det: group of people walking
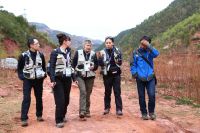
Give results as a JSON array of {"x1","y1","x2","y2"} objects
[{"x1": 17, "y1": 33, "x2": 159, "y2": 128}]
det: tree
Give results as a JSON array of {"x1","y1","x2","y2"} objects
[{"x1": 0, "y1": 6, "x2": 4, "y2": 10}]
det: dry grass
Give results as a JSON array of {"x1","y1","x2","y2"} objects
[
  {"x1": 155, "y1": 53, "x2": 200, "y2": 103},
  {"x1": 0, "y1": 68, "x2": 22, "y2": 133}
]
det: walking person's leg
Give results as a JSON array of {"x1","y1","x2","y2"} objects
[
  {"x1": 146, "y1": 78, "x2": 156, "y2": 120},
  {"x1": 136, "y1": 78, "x2": 148, "y2": 120},
  {"x1": 85, "y1": 77, "x2": 95, "y2": 117},
  {"x1": 63, "y1": 77, "x2": 72, "y2": 122},
  {"x1": 77, "y1": 77, "x2": 87, "y2": 120},
  {"x1": 53, "y1": 79, "x2": 65, "y2": 127},
  {"x1": 21, "y1": 79, "x2": 32, "y2": 126},
  {"x1": 33, "y1": 79, "x2": 44, "y2": 121},
  {"x1": 113, "y1": 75, "x2": 123, "y2": 115},
  {"x1": 103, "y1": 76, "x2": 113, "y2": 114}
]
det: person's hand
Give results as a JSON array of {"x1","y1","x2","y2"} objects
[
  {"x1": 74, "y1": 80, "x2": 78, "y2": 85},
  {"x1": 132, "y1": 73, "x2": 137, "y2": 79},
  {"x1": 50, "y1": 82, "x2": 56, "y2": 89},
  {"x1": 141, "y1": 40, "x2": 149, "y2": 47},
  {"x1": 89, "y1": 66, "x2": 94, "y2": 70}
]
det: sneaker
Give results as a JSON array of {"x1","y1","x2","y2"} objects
[
  {"x1": 141, "y1": 114, "x2": 149, "y2": 120},
  {"x1": 103, "y1": 109, "x2": 110, "y2": 115},
  {"x1": 85, "y1": 113, "x2": 91, "y2": 118},
  {"x1": 149, "y1": 113, "x2": 156, "y2": 120},
  {"x1": 37, "y1": 117, "x2": 44, "y2": 122},
  {"x1": 21, "y1": 120, "x2": 28, "y2": 127},
  {"x1": 116, "y1": 110, "x2": 123, "y2": 116},
  {"x1": 63, "y1": 117, "x2": 67, "y2": 123},
  {"x1": 56, "y1": 122, "x2": 64, "y2": 128}
]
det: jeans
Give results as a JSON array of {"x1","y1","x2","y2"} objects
[{"x1": 136, "y1": 77, "x2": 156, "y2": 115}]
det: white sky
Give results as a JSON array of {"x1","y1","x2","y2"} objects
[{"x1": 0, "y1": 0, "x2": 174, "y2": 40}]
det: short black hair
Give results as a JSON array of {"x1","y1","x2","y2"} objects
[
  {"x1": 105, "y1": 36, "x2": 114, "y2": 43},
  {"x1": 140, "y1": 36, "x2": 151, "y2": 43},
  {"x1": 27, "y1": 37, "x2": 36, "y2": 48}
]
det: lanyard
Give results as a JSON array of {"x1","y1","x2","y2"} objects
[
  {"x1": 66, "y1": 50, "x2": 70, "y2": 66},
  {"x1": 105, "y1": 48, "x2": 114, "y2": 62}
]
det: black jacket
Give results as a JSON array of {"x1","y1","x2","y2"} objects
[
  {"x1": 17, "y1": 50, "x2": 46, "y2": 80},
  {"x1": 49, "y1": 47, "x2": 75, "y2": 82},
  {"x1": 98, "y1": 47, "x2": 122, "y2": 76}
]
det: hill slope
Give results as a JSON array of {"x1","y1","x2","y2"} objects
[
  {"x1": 29, "y1": 22, "x2": 103, "y2": 49},
  {"x1": 97, "y1": 0, "x2": 200, "y2": 56},
  {"x1": 154, "y1": 13, "x2": 200, "y2": 51},
  {"x1": 0, "y1": 10, "x2": 54, "y2": 58}
]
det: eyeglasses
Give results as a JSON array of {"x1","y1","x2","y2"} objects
[{"x1": 34, "y1": 42, "x2": 39, "y2": 45}]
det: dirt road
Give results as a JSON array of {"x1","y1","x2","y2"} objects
[{"x1": 13, "y1": 78, "x2": 200, "y2": 133}]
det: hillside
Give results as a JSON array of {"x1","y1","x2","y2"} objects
[
  {"x1": 29, "y1": 22, "x2": 103, "y2": 49},
  {"x1": 154, "y1": 13, "x2": 200, "y2": 52},
  {"x1": 0, "y1": 10, "x2": 54, "y2": 58},
  {"x1": 96, "y1": 0, "x2": 200, "y2": 56}
]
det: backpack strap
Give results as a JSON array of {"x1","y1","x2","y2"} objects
[{"x1": 136, "y1": 49, "x2": 153, "y2": 69}]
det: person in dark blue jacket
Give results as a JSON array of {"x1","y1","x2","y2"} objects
[
  {"x1": 49, "y1": 33, "x2": 76, "y2": 128},
  {"x1": 130, "y1": 36, "x2": 159, "y2": 120},
  {"x1": 98, "y1": 36, "x2": 123, "y2": 116}
]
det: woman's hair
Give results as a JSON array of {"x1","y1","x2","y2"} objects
[
  {"x1": 105, "y1": 36, "x2": 114, "y2": 43},
  {"x1": 56, "y1": 33, "x2": 71, "y2": 45}
]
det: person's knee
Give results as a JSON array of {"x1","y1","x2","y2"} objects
[{"x1": 148, "y1": 94, "x2": 155, "y2": 101}]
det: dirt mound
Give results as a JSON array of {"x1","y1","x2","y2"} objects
[{"x1": 3, "y1": 39, "x2": 20, "y2": 57}]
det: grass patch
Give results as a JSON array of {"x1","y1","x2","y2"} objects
[
  {"x1": 163, "y1": 95, "x2": 174, "y2": 100},
  {"x1": 176, "y1": 97, "x2": 193, "y2": 105},
  {"x1": 157, "y1": 83, "x2": 169, "y2": 88},
  {"x1": 192, "y1": 103, "x2": 200, "y2": 108},
  {"x1": 176, "y1": 84, "x2": 185, "y2": 90}
]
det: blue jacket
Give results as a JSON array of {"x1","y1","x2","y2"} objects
[{"x1": 130, "y1": 44, "x2": 159, "y2": 81}]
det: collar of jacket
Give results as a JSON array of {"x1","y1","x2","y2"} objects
[{"x1": 56, "y1": 47, "x2": 71, "y2": 54}]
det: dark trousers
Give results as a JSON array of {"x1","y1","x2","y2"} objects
[
  {"x1": 103, "y1": 74, "x2": 122, "y2": 111},
  {"x1": 53, "y1": 77, "x2": 71, "y2": 124},
  {"x1": 21, "y1": 79, "x2": 44, "y2": 121},
  {"x1": 77, "y1": 77, "x2": 94, "y2": 115},
  {"x1": 136, "y1": 77, "x2": 156, "y2": 115}
]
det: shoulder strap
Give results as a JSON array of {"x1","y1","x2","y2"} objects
[{"x1": 137, "y1": 49, "x2": 153, "y2": 69}]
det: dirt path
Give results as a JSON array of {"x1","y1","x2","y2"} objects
[{"x1": 13, "y1": 78, "x2": 200, "y2": 133}]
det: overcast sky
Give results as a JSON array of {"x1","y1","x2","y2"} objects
[{"x1": 0, "y1": 0, "x2": 174, "y2": 40}]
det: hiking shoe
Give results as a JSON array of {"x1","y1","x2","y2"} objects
[
  {"x1": 63, "y1": 117, "x2": 67, "y2": 123},
  {"x1": 103, "y1": 109, "x2": 110, "y2": 115},
  {"x1": 116, "y1": 110, "x2": 123, "y2": 116},
  {"x1": 85, "y1": 113, "x2": 91, "y2": 118},
  {"x1": 149, "y1": 113, "x2": 156, "y2": 120},
  {"x1": 37, "y1": 117, "x2": 44, "y2": 122},
  {"x1": 21, "y1": 120, "x2": 28, "y2": 127},
  {"x1": 56, "y1": 122, "x2": 64, "y2": 128},
  {"x1": 141, "y1": 114, "x2": 149, "y2": 120},
  {"x1": 79, "y1": 113, "x2": 87, "y2": 121}
]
